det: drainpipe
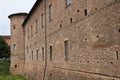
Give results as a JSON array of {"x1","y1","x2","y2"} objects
[{"x1": 43, "y1": 0, "x2": 47, "y2": 80}]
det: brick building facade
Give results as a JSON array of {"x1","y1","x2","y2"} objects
[{"x1": 9, "y1": 0, "x2": 120, "y2": 80}]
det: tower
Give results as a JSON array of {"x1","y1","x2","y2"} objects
[{"x1": 8, "y1": 13, "x2": 27, "y2": 74}]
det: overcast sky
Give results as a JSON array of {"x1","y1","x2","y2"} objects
[{"x1": 0, "y1": 0, "x2": 36, "y2": 35}]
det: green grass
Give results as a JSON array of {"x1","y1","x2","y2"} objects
[
  {"x1": 0, "y1": 75, "x2": 27, "y2": 80},
  {"x1": 0, "y1": 61, "x2": 27, "y2": 80}
]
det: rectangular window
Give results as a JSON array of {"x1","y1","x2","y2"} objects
[
  {"x1": 50, "y1": 46, "x2": 52, "y2": 61},
  {"x1": 42, "y1": 47, "x2": 44, "y2": 61},
  {"x1": 49, "y1": 4, "x2": 52, "y2": 21},
  {"x1": 84, "y1": 9, "x2": 87, "y2": 16},
  {"x1": 31, "y1": 25, "x2": 33, "y2": 37},
  {"x1": 13, "y1": 44, "x2": 16, "y2": 51},
  {"x1": 41, "y1": 13, "x2": 45, "y2": 28},
  {"x1": 36, "y1": 49, "x2": 39, "y2": 61},
  {"x1": 66, "y1": 0, "x2": 71, "y2": 7},
  {"x1": 36, "y1": 20, "x2": 38, "y2": 33},
  {"x1": 13, "y1": 25, "x2": 16, "y2": 29},
  {"x1": 116, "y1": 51, "x2": 119, "y2": 60},
  {"x1": 64, "y1": 40, "x2": 69, "y2": 61},
  {"x1": 28, "y1": 29, "x2": 29, "y2": 39},
  {"x1": 32, "y1": 51, "x2": 33, "y2": 61}
]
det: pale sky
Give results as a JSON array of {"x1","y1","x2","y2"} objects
[{"x1": 0, "y1": 0, "x2": 36, "y2": 35}]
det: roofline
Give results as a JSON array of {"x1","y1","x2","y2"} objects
[
  {"x1": 8, "y1": 13, "x2": 28, "y2": 19},
  {"x1": 22, "y1": 0, "x2": 42, "y2": 27}
]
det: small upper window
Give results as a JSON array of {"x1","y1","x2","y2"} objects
[{"x1": 66, "y1": 0, "x2": 71, "y2": 7}]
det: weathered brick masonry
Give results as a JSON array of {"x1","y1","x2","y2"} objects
[
  {"x1": 9, "y1": 0, "x2": 120, "y2": 80},
  {"x1": 8, "y1": 13, "x2": 27, "y2": 74}
]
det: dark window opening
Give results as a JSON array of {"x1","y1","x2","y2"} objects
[
  {"x1": 116, "y1": 51, "x2": 119, "y2": 60},
  {"x1": 60, "y1": 24, "x2": 62, "y2": 29},
  {"x1": 15, "y1": 65, "x2": 17, "y2": 68},
  {"x1": 70, "y1": 18, "x2": 73, "y2": 23},
  {"x1": 95, "y1": 8, "x2": 98, "y2": 11},
  {"x1": 87, "y1": 61, "x2": 89, "y2": 63},
  {"x1": 110, "y1": 62, "x2": 113, "y2": 64},
  {"x1": 42, "y1": 47, "x2": 44, "y2": 61},
  {"x1": 85, "y1": 38, "x2": 87, "y2": 41},
  {"x1": 13, "y1": 25, "x2": 16, "y2": 29},
  {"x1": 118, "y1": 29, "x2": 120, "y2": 32},
  {"x1": 36, "y1": 49, "x2": 39, "y2": 61},
  {"x1": 97, "y1": 35, "x2": 99, "y2": 38},
  {"x1": 84, "y1": 9, "x2": 87, "y2": 16},
  {"x1": 50, "y1": 46, "x2": 52, "y2": 61}
]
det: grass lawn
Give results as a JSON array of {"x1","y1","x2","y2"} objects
[{"x1": 0, "y1": 61, "x2": 27, "y2": 80}]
